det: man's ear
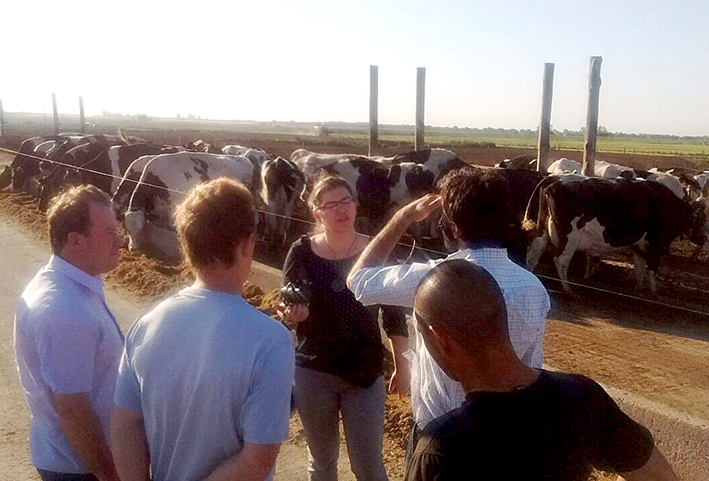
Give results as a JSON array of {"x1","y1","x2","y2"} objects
[
  {"x1": 64, "y1": 231, "x2": 84, "y2": 250},
  {"x1": 237, "y1": 234, "x2": 255, "y2": 259},
  {"x1": 427, "y1": 324, "x2": 454, "y2": 352}
]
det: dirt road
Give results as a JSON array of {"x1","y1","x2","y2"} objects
[{"x1": 2, "y1": 215, "x2": 709, "y2": 480}]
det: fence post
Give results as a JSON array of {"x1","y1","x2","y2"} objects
[
  {"x1": 79, "y1": 96, "x2": 85, "y2": 134},
  {"x1": 415, "y1": 67, "x2": 426, "y2": 150},
  {"x1": 583, "y1": 56, "x2": 602, "y2": 177},
  {"x1": 537, "y1": 63, "x2": 555, "y2": 174},
  {"x1": 369, "y1": 66, "x2": 378, "y2": 157},
  {"x1": 52, "y1": 93, "x2": 60, "y2": 135},
  {"x1": 0, "y1": 100, "x2": 5, "y2": 143}
]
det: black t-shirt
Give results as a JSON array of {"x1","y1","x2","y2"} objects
[
  {"x1": 282, "y1": 236, "x2": 407, "y2": 387},
  {"x1": 405, "y1": 370, "x2": 654, "y2": 481}
]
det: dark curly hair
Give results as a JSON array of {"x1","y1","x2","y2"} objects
[{"x1": 438, "y1": 166, "x2": 516, "y2": 247}]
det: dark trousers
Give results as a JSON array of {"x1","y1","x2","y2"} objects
[
  {"x1": 405, "y1": 422, "x2": 422, "y2": 467},
  {"x1": 37, "y1": 470, "x2": 98, "y2": 481}
]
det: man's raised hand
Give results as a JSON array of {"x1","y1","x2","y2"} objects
[{"x1": 402, "y1": 194, "x2": 442, "y2": 223}]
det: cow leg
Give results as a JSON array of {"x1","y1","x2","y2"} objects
[
  {"x1": 647, "y1": 270, "x2": 658, "y2": 296},
  {"x1": 526, "y1": 233, "x2": 548, "y2": 272},
  {"x1": 645, "y1": 245, "x2": 664, "y2": 297},
  {"x1": 553, "y1": 236, "x2": 578, "y2": 295},
  {"x1": 583, "y1": 253, "x2": 601, "y2": 279},
  {"x1": 632, "y1": 251, "x2": 647, "y2": 292}
]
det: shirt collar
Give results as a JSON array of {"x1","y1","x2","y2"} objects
[
  {"x1": 179, "y1": 285, "x2": 247, "y2": 303},
  {"x1": 449, "y1": 246, "x2": 510, "y2": 264},
  {"x1": 48, "y1": 254, "x2": 105, "y2": 298}
]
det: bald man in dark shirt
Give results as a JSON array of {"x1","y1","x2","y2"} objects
[{"x1": 405, "y1": 259, "x2": 677, "y2": 481}]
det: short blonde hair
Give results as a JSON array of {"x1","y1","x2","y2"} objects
[
  {"x1": 174, "y1": 178, "x2": 257, "y2": 271},
  {"x1": 47, "y1": 184, "x2": 113, "y2": 253}
]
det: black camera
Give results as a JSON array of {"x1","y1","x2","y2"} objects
[{"x1": 280, "y1": 281, "x2": 312, "y2": 306}]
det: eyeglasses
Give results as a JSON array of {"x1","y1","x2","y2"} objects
[{"x1": 317, "y1": 196, "x2": 354, "y2": 212}]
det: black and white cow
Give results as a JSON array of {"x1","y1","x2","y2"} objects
[
  {"x1": 37, "y1": 137, "x2": 129, "y2": 210},
  {"x1": 259, "y1": 157, "x2": 306, "y2": 247},
  {"x1": 0, "y1": 134, "x2": 86, "y2": 191},
  {"x1": 185, "y1": 140, "x2": 221, "y2": 153},
  {"x1": 74, "y1": 144, "x2": 183, "y2": 196},
  {"x1": 547, "y1": 158, "x2": 635, "y2": 180},
  {"x1": 122, "y1": 152, "x2": 255, "y2": 261},
  {"x1": 113, "y1": 155, "x2": 164, "y2": 214},
  {"x1": 222, "y1": 145, "x2": 272, "y2": 164},
  {"x1": 291, "y1": 149, "x2": 367, "y2": 177},
  {"x1": 314, "y1": 158, "x2": 437, "y2": 234},
  {"x1": 523, "y1": 175, "x2": 707, "y2": 295},
  {"x1": 495, "y1": 154, "x2": 538, "y2": 171},
  {"x1": 389, "y1": 148, "x2": 464, "y2": 183},
  {"x1": 634, "y1": 168, "x2": 687, "y2": 200}
]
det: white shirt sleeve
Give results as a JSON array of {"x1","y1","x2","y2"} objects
[{"x1": 349, "y1": 260, "x2": 441, "y2": 308}]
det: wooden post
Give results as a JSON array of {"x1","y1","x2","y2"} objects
[
  {"x1": 79, "y1": 96, "x2": 85, "y2": 134},
  {"x1": 583, "y1": 57, "x2": 602, "y2": 177},
  {"x1": 537, "y1": 63, "x2": 555, "y2": 174},
  {"x1": 369, "y1": 66, "x2": 379, "y2": 157},
  {"x1": 0, "y1": 100, "x2": 5, "y2": 143},
  {"x1": 52, "y1": 93, "x2": 60, "y2": 135},
  {"x1": 415, "y1": 67, "x2": 426, "y2": 150}
]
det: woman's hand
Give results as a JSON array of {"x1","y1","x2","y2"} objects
[{"x1": 276, "y1": 302, "x2": 310, "y2": 323}]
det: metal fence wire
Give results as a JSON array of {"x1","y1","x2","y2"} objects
[{"x1": 1, "y1": 145, "x2": 708, "y2": 317}]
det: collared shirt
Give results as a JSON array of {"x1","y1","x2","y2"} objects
[
  {"x1": 349, "y1": 247, "x2": 550, "y2": 427},
  {"x1": 114, "y1": 286, "x2": 295, "y2": 481},
  {"x1": 14, "y1": 255, "x2": 124, "y2": 474}
]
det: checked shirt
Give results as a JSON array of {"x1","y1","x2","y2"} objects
[{"x1": 349, "y1": 247, "x2": 550, "y2": 428}]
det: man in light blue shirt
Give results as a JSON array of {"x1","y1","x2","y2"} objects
[
  {"x1": 111, "y1": 178, "x2": 295, "y2": 481},
  {"x1": 15, "y1": 185, "x2": 124, "y2": 481},
  {"x1": 347, "y1": 167, "x2": 550, "y2": 431}
]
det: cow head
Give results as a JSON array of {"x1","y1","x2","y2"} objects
[
  {"x1": 37, "y1": 167, "x2": 84, "y2": 212},
  {"x1": 123, "y1": 210, "x2": 146, "y2": 252}
]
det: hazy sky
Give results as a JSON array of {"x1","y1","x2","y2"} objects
[{"x1": 3, "y1": 0, "x2": 708, "y2": 135}]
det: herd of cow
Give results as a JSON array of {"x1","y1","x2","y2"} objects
[{"x1": 2, "y1": 132, "x2": 709, "y2": 297}]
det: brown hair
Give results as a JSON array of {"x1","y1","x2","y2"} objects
[
  {"x1": 174, "y1": 177, "x2": 257, "y2": 271},
  {"x1": 306, "y1": 172, "x2": 355, "y2": 233},
  {"x1": 438, "y1": 166, "x2": 515, "y2": 247},
  {"x1": 47, "y1": 184, "x2": 114, "y2": 253},
  {"x1": 307, "y1": 172, "x2": 354, "y2": 211}
]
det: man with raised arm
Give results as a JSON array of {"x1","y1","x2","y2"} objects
[
  {"x1": 405, "y1": 259, "x2": 677, "y2": 480},
  {"x1": 15, "y1": 185, "x2": 124, "y2": 481},
  {"x1": 347, "y1": 167, "x2": 550, "y2": 441},
  {"x1": 111, "y1": 178, "x2": 295, "y2": 481}
]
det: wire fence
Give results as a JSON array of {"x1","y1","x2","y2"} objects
[{"x1": 1, "y1": 144, "x2": 708, "y2": 318}]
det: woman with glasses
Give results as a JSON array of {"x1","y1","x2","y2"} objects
[{"x1": 279, "y1": 173, "x2": 408, "y2": 481}]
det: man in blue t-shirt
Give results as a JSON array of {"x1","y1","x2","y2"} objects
[
  {"x1": 405, "y1": 259, "x2": 677, "y2": 481},
  {"x1": 111, "y1": 178, "x2": 295, "y2": 481}
]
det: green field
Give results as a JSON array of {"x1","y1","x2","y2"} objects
[{"x1": 3, "y1": 111, "x2": 708, "y2": 160}]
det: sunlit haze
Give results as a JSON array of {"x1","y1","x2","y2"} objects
[{"x1": 3, "y1": 0, "x2": 708, "y2": 136}]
